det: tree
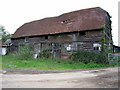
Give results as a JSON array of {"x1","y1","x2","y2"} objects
[{"x1": 0, "y1": 25, "x2": 11, "y2": 42}]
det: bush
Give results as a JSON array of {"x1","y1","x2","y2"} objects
[
  {"x1": 96, "y1": 53, "x2": 108, "y2": 64},
  {"x1": 15, "y1": 44, "x2": 33, "y2": 60},
  {"x1": 69, "y1": 50, "x2": 108, "y2": 64},
  {"x1": 39, "y1": 50, "x2": 51, "y2": 59}
]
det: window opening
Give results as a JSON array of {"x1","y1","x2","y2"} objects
[
  {"x1": 93, "y1": 43, "x2": 101, "y2": 51},
  {"x1": 79, "y1": 31, "x2": 86, "y2": 35},
  {"x1": 45, "y1": 36, "x2": 48, "y2": 39},
  {"x1": 25, "y1": 37, "x2": 29, "y2": 42},
  {"x1": 61, "y1": 19, "x2": 70, "y2": 24}
]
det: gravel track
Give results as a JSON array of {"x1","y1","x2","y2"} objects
[{"x1": 1, "y1": 67, "x2": 119, "y2": 88}]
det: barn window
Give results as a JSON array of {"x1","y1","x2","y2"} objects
[
  {"x1": 25, "y1": 37, "x2": 29, "y2": 42},
  {"x1": 45, "y1": 36, "x2": 48, "y2": 39},
  {"x1": 93, "y1": 43, "x2": 101, "y2": 51},
  {"x1": 79, "y1": 31, "x2": 86, "y2": 35},
  {"x1": 94, "y1": 47, "x2": 99, "y2": 50}
]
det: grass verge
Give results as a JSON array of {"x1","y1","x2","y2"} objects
[{"x1": 2, "y1": 55, "x2": 119, "y2": 70}]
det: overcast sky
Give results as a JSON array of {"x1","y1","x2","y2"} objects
[{"x1": 0, "y1": 0, "x2": 119, "y2": 46}]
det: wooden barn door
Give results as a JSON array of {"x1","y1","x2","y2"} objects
[{"x1": 52, "y1": 43, "x2": 61, "y2": 58}]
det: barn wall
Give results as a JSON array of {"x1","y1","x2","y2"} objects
[{"x1": 11, "y1": 29, "x2": 103, "y2": 58}]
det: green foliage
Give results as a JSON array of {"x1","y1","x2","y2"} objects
[
  {"x1": 96, "y1": 52, "x2": 108, "y2": 64},
  {"x1": 69, "y1": 51, "x2": 108, "y2": 64},
  {"x1": 100, "y1": 24, "x2": 105, "y2": 28},
  {"x1": 15, "y1": 44, "x2": 33, "y2": 60},
  {"x1": 39, "y1": 50, "x2": 51, "y2": 59},
  {"x1": 2, "y1": 55, "x2": 118, "y2": 70},
  {"x1": 0, "y1": 25, "x2": 11, "y2": 42},
  {"x1": 100, "y1": 24, "x2": 106, "y2": 53},
  {"x1": 49, "y1": 58, "x2": 74, "y2": 64}
]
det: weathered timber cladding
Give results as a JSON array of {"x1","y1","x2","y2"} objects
[
  {"x1": 12, "y1": 30, "x2": 102, "y2": 45},
  {"x1": 11, "y1": 30, "x2": 103, "y2": 57}
]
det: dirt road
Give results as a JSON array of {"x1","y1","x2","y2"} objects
[{"x1": 1, "y1": 67, "x2": 119, "y2": 88}]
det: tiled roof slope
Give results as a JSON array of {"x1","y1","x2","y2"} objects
[{"x1": 12, "y1": 7, "x2": 109, "y2": 38}]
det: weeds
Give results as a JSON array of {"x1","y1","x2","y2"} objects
[
  {"x1": 14, "y1": 44, "x2": 33, "y2": 60},
  {"x1": 69, "y1": 51, "x2": 108, "y2": 64},
  {"x1": 39, "y1": 50, "x2": 51, "y2": 59},
  {"x1": 2, "y1": 55, "x2": 118, "y2": 70}
]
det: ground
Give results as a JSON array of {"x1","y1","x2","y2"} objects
[{"x1": 1, "y1": 67, "x2": 119, "y2": 88}]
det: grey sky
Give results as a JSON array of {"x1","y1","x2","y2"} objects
[{"x1": 0, "y1": 0, "x2": 119, "y2": 46}]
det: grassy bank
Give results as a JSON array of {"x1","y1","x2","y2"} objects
[{"x1": 2, "y1": 55, "x2": 118, "y2": 70}]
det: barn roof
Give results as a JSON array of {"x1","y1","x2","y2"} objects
[
  {"x1": 12, "y1": 7, "x2": 109, "y2": 39},
  {"x1": 0, "y1": 42, "x2": 7, "y2": 47}
]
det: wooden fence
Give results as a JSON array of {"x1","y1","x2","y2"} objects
[{"x1": 108, "y1": 53, "x2": 120, "y2": 64}]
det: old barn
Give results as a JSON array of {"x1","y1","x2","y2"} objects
[{"x1": 11, "y1": 7, "x2": 113, "y2": 58}]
